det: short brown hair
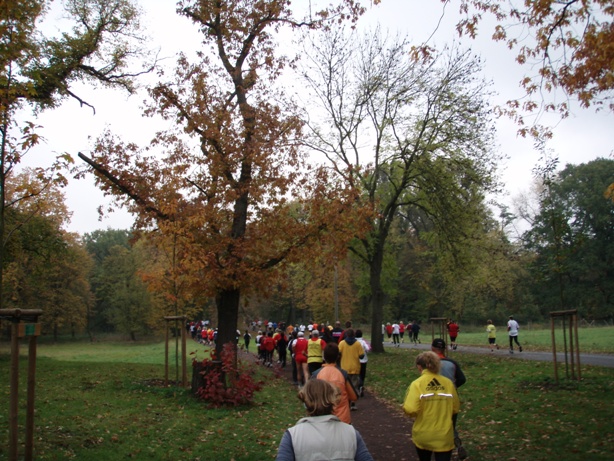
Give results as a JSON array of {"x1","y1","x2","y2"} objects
[
  {"x1": 323, "y1": 343, "x2": 339, "y2": 363},
  {"x1": 298, "y1": 379, "x2": 339, "y2": 416}
]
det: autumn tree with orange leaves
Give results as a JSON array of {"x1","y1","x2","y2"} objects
[
  {"x1": 78, "y1": 1, "x2": 377, "y2": 360},
  {"x1": 449, "y1": 0, "x2": 614, "y2": 135}
]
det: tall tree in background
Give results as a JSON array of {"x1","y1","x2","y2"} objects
[
  {"x1": 0, "y1": 0, "x2": 150, "y2": 309},
  {"x1": 83, "y1": 230, "x2": 173, "y2": 339},
  {"x1": 138, "y1": 232, "x2": 210, "y2": 328},
  {"x1": 303, "y1": 256, "x2": 357, "y2": 323},
  {"x1": 38, "y1": 233, "x2": 93, "y2": 340},
  {"x1": 80, "y1": 1, "x2": 375, "y2": 360},
  {"x1": 98, "y1": 243, "x2": 155, "y2": 340},
  {"x1": 83, "y1": 228, "x2": 132, "y2": 333},
  {"x1": 404, "y1": 207, "x2": 532, "y2": 322},
  {"x1": 3, "y1": 170, "x2": 92, "y2": 339},
  {"x1": 302, "y1": 29, "x2": 499, "y2": 352},
  {"x1": 524, "y1": 157, "x2": 614, "y2": 319}
]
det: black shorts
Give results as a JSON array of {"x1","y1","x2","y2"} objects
[{"x1": 488, "y1": 338, "x2": 496, "y2": 344}]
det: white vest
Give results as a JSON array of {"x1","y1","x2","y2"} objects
[{"x1": 288, "y1": 414, "x2": 357, "y2": 461}]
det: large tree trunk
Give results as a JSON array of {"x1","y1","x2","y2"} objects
[
  {"x1": 215, "y1": 288, "x2": 240, "y2": 362},
  {"x1": 0, "y1": 124, "x2": 6, "y2": 312},
  {"x1": 369, "y1": 246, "x2": 386, "y2": 353}
]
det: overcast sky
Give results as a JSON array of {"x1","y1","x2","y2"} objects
[{"x1": 26, "y1": 0, "x2": 614, "y2": 235}]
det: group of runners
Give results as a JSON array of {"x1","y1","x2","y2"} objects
[
  {"x1": 186, "y1": 320, "x2": 217, "y2": 345},
  {"x1": 384, "y1": 320, "x2": 422, "y2": 346},
  {"x1": 240, "y1": 316, "x2": 525, "y2": 461},
  {"x1": 249, "y1": 321, "x2": 371, "y2": 402},
  {"x1": 447, "y1": 317, "x2": 524, "y2": 353},
  {"x1": 381, "y1": 317, "x2": 524, "y2": 354}
]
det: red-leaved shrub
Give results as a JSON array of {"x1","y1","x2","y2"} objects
[{"x1": 193, "y1": 342, "x2": 263, "y2": 407}]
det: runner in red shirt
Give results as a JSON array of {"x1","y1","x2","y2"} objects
[
  {"x1": 385, "y1": 323, "x2": 393, "y2": 343},
  {"x1": 447, "y1": 320, "x2": 460, "y2": 350},
  {"x1": 293, "y1": 332, "x2": 309, "y2": 386},
  {"x1": 262, "y1": 332, "x2": 276, "y2": 366}
]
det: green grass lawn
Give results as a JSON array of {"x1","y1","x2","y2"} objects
[
  {"x1": 0, "y1": 339, "x2": 304, "y2": 461},
  {"x1": 366, "y1": 347, "x2": 614, "y2": 461},
  {"x1": 1, "y1": 328, "x2": 613, "y2": 460},
  {"x1": 447, "y1": 324, "x2": 614, "y2": 354}
]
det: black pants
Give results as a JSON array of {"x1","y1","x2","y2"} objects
[
  {"x1": 308, "y1": 361, "x2": 322, "y2": 375},
  {"x1": 509, "y1": 335, "x2": 521, "y2": 349},
  {"x1": 359, "y1": 362, "x2": 367, "y2": 386},
  {"x1": 416, "y1": 448, "x2": 452, "y2": 461},
  {"x1": 278, "y1": 348, "x2": 287, "y2": 367}
]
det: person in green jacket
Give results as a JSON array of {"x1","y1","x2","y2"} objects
[{"x1": 403, "y1": 351, "x2": 460, "y2": 461}]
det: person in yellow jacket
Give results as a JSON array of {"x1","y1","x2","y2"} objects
[
  {"x1": 486, "y1": 319, "x2": 499, "y2": 352},
  {"x1": 403, "y1": 351, "x2": 460, "y2": 461}
]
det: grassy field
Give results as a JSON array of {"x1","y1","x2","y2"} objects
[
  {"x1": 1, "y1": 328, "x2": 613, "y2": 460},
  {"x1": 367, "y1": 348, "x2": 614, "y2": 461},
  {"x1": 0, "y1": 339, "x2": 304, "y2": 461},
  {"x1": 439, "y1": 324, "x2": 614, "y2": 354}
]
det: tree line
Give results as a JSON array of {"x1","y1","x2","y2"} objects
[{"x1": 1, "y1": 156, "x2": 612, "y2": 340}]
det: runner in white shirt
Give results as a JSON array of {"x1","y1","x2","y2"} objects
[
  {"x1": 507, "y1": 316, "x2": 523, "y2": 353},
  {"x1": 391, "y1": 323, "x2": 401, "y2": 347}
]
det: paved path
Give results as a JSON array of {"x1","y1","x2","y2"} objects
[{"x1": 385, "y1": 341, "x2": 614, "y2": 368}]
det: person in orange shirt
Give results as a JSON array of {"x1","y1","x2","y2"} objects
[{"x1": 311, "y1": 343, "x2": 358, "y2": 424}]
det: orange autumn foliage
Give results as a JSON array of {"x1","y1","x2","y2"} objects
[
  {"x1": 450, "y1": 0, "x2": 614, "y2": 133},
  {"x1": 80, "y1": 1, "x2": 376, "y2": 359}
]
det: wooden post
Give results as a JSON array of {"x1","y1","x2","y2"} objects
[
  {"x1": 164, "y1": 316, "x2": 188, "y2": 387},
  {"x1": 549, "y1": 310, "x2": 580, "y2": 383},
  {"x1": 562, "y1": 316, "x2": 569, "y2": 378},
  {"x1": 25, "y1": 332, "x2": 39, "y2": 461},
  {"x1": 550, "y1": 315, "x2": 558, "y2": 384},
  {"x1": 181, "y1": 322, "x2": 188, "y2": 387},
  {"x1": 1, "y1": 308, "x2": 43, "y2": 461},
  {"x1": 567, "y1": 315, "x2": 574, "y2": 379},
  {"x1": 164, "y1": 322, "x2": 170, "y2": 387},
  {"x1": 429, "y1": 317, "x2": 448, "y2": 356},
  {"x1": 574, "y1": 312, "x2": 581, "y2": 380},
  {"x1": 9, "y1": 320, "x2": 19, "y2": 461}
]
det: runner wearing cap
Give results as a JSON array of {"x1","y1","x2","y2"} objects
[{"x1": 431, "y1": 338, "x2": 468, "y2": 460}]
